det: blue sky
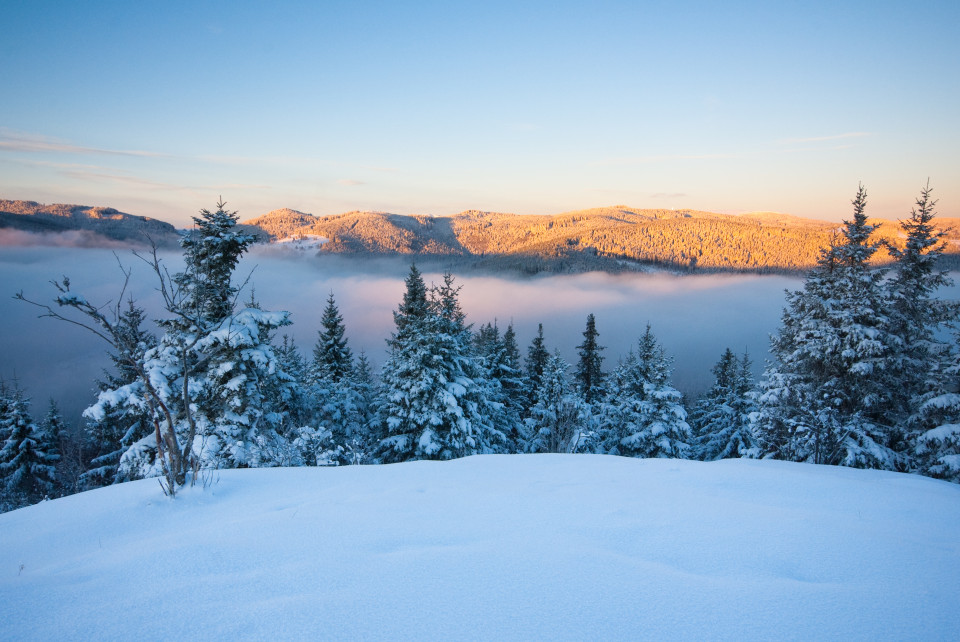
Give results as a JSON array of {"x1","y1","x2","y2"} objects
[{"x1": 1, "y1": 0, "x2": 957, "y2": 226}]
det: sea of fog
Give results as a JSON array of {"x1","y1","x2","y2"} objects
[{"x1": 2, "y1": 244, "x2": 809, "y2": 426}]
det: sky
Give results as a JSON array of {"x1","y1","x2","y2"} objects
[{"x1": 1, "y1": 0, "x2": 957, "y2": 227}]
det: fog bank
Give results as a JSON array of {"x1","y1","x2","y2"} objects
[{"x1": 3, "y1": 245, "x2": 803, "y2": 427}]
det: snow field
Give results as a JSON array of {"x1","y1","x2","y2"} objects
[{"x1": 1, "y1": 455, "x2": 958, "y2": 640}]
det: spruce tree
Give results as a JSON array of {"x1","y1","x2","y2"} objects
[
  {"x1": 345, "y1": 350, "x2": 377, "y2": 462},
  {"x1": 0, "y1": 388, "x2": 57, "y2": 507},
  {"x1": 524, "y1": 323, "x2": 550, "y2": 413},
  {"x1": 273, "y1": 334, "x2": 312, "y2": 429},
  {"x1": 306, "y1": 293, "x2": 371, "y2": 464},
  {"x1": 575, "y1": 313, "x2": 606, "y2": 404},
  {"x1": 83, "y1": 299, "x2": 156, "y2": 487},
  {"x1": 32, "y1": 200, "x2": 296, "y2": 493},
  {"x1": 692, "y1": 349, "x2": 758, "y2": 460},
  {"x1": 474, "y1": 322, "x2": 526, "y2": 451},
  {"x1": 525, "y1": 351, "x2": 585, "y2": 453},
  {"x1": 376, "y1": 268, "x2": 504, "y2": 462},
  {"x1": 885, "y1": 183, "x2": 960, "y2": 480},
  {"x1": 312, "y1": 293, "x2": 353, "y2": 384},
  {"x1": 176, "y1": 199, "x2": 254, "y2": 325},
  {"x1": 41, "y1": 400, "x2": 83, "y2": 497},
  {"x1": 502, "y1": 324, "x2": 522, "y2": 374},
  {"x1": 597, "y1": 325, "x2": 692, "y2": 459},
  {"x1": 755, "y1": 186, "x2": 898, "y2": 469}
]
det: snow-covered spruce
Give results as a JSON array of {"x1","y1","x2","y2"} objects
[
  {"x1": 595, "y1": 324, "x2": 692, "y2": 458},
  {"x1": 0, "y1": 386, "x2": 57, "y2": 509},
  {"x1": 524, "y1": 351, "x2": 586, "y2": 453},
  {"x1": 691, "y1": 348, "x2": 758, "y2": 460},
  {"x1": 376, "y1": 268, "x2": 505, "y2": 462},
  {"x1": 755, "y1": 186, "x2": 899, "y2": 469}
]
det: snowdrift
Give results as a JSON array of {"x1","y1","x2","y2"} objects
[{"x1": 1, "y1": 455, "x2": 958, "y2": 640}]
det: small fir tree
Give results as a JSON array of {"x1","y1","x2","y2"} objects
[
  {"x1": 597, "y1": 325, "x2": 692, "y2": 459},
  {"x1": 525, "y1": 351, "x2": 585, "y2": 453},
  {"x1": 474, "y1": 322, "x2": 526, "y2": 450},
  {"x1": 83, "y1": 299, "x2": 156, "y2": 487},
  {"x1": 0, "y1": 389, "x2": 57, "y2": 507},
  {"x1": 41, "y1": 400, "x2": 84, "y2": 497},
  {"x1": 575, "y1": 313, "x2": 606, "y2": 404},
  {"x1": 692, "y1": 349, "x2": 758, "y2": 460}
]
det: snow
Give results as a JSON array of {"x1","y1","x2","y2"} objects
[
  {"x1": 1, "y1": 455, "x2": 958, "y2": 640},
  {"x1": 921, "y1": 423, "x2": 960, "y2": 441},
  {"x1": 275, "y1": 234, "x2": 329, "y2": 250}
]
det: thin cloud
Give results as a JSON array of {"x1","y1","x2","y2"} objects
[
  {"x1": 0, "y1": 129, "x2": 167, "y2": 158},
  {"x1": 62, "y1": 169, "x2": 179, "y2": 189},
  {"x1": 651, "y1": 192, "x2": 687, "y2": 199},
  {"x1": 61, "y1": 168, "x2": 271, "y2": 192},
  {"x1": 337, "y1": 179, "x2": 365, "y2": 186},
  {"x1": 593, "y1": 153, "x2": 736, "y2": 167},
  {"x1": 775, "y1": 132, "x2": 873, "y2": 145}
]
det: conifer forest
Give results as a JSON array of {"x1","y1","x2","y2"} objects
[{"x1": 3, "y1": 184, "x2": 959, "y2": 511}]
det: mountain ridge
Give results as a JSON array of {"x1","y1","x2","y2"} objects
[
  {"x1": 4, "y1": 198, "x2": 958, "y2": 274},
  {"x1": 0, "y1": 199, "x2": 179, "y2": 246},
  {"x1": 240, "y1": 204, "x2": 960, "y2": 273}
]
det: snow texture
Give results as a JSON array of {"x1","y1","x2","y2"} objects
[{"x1": 1, "y1": 456, "x2": 958, "y2": 640}]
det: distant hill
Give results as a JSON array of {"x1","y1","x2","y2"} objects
[
  {"x1": 5, "y1": 199, "x2": 958, "y2": 274},
  {"x1": 240, "y1": 205, "x2": 960, "y2": 274},
  {"x1": 0, "y1": 200, "x2": 179, "y2": 246}
]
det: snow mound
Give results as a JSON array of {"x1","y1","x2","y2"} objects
[{"x1": 1, "y1": 456, "x2": 958, "y2": 640}]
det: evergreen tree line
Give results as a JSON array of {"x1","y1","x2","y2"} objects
[{"x1": 3, "y1": 184, "x2": 958, "y2": 510}]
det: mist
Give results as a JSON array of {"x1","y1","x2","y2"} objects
[
  {"x1": 2, "y1": 244, "x2": 805, "y2": 427},
  {"x1": 0, "y1": 229, "x2": 148, "y2": 249}
]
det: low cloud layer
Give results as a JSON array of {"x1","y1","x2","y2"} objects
[
  {"x1": 0, "y1": 229, "x2": 144, "y2": 249},
  {"x1": 3, "y1": 244, "x2": 810, "y2": 426}
]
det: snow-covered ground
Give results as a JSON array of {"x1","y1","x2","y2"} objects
[
  {"x1": 274, "y1": 234, "x2": 329, "y2": 251},
  {"x1": 1, "y1": 455, "x2": 958, "y2": 640}
]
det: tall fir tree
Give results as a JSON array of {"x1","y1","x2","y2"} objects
[
  {"x1": 884, "y1": 183, "x2": 960, "y2": 480},
  {"x1": 312, "y1": 293, "x2": 354, "y2": 384},
  {"x1": 575, "y1": 313, "x2": 606, "y2": 404},
  {"x1": 306, "y1": 292, "x2": 371, "y2": 464},
  {"x1": 524, "y1": 323, "x2": 550, "y2": 414},
  {"x1": 176, "y1": 199, "x2": 255, "y2": 325},
  {"x1": 755, "y1": 186, "x2": 898, "y2": 469},
  {"x1": 376, "y1": 268, "x2": 504, "y2": 462}
]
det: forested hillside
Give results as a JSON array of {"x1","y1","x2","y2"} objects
[
  {"x1": 0, "y1": 200, "x2": 178, "y2": 245},
  {"x1": 241, "y1": 205, "x2": 960, "y2": 273},
  {"x1": 5, "y1": 197, "x2": 958, "y2": 273}
]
